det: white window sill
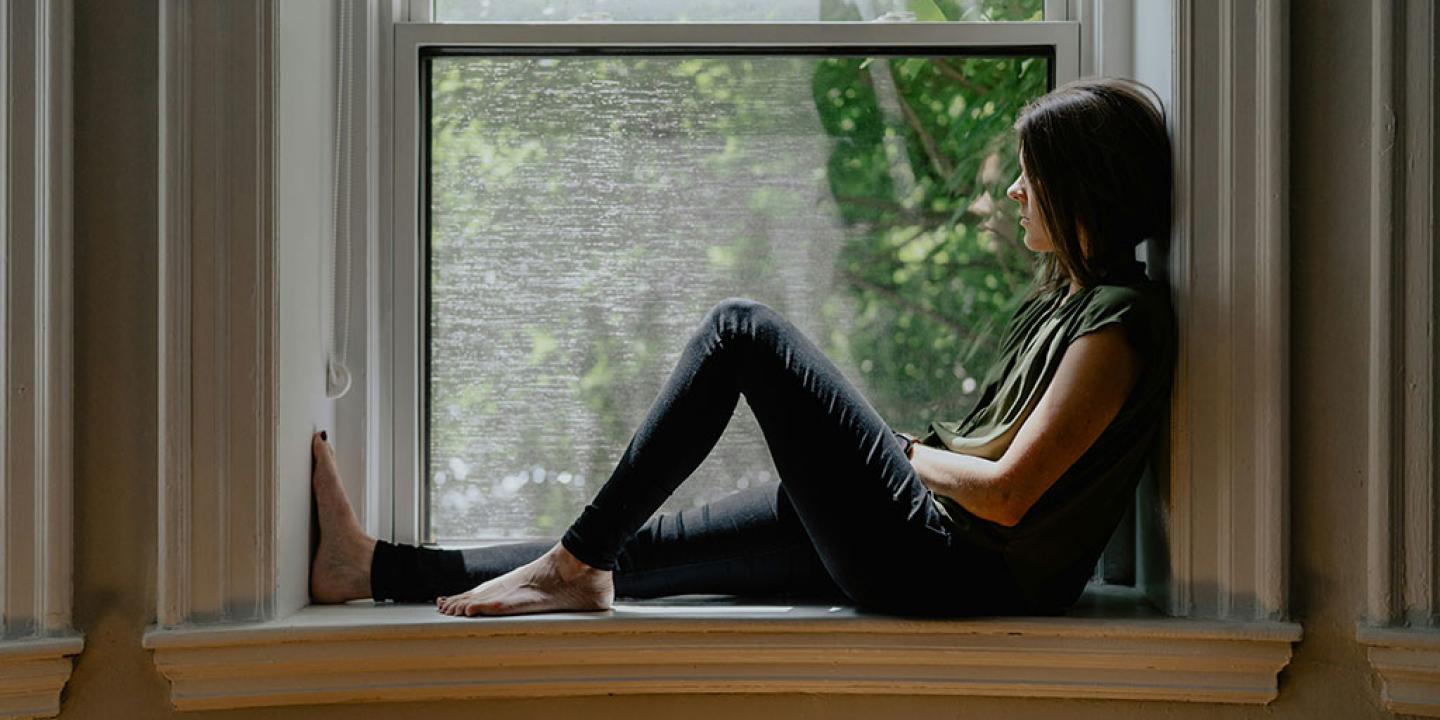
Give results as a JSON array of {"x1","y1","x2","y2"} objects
[
  {"x1": 0, "y1": 636, "x2": 85, "y2": 720},
  {"x1": 1358, "y1": 625, "x2": 1440, "y2": 717},
  {"x1": 143, "y1": 586, "x2": 1300, "y2": 711}
]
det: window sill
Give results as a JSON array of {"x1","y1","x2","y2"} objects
[
  {"x1": 0, "y1": 635, "x2": 84, "y2": 720},
  {"x1": 143, "y1": 586, "x2": 1299, "y2": 711},
  {"x1": 1358, "y1": 625, "x2": 1440, "y2": 717}
]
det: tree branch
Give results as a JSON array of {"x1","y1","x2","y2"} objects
[
  {"x1": 929, "y1": 59, "x2": 994, "y2": 96},
  {"x1": 891, "y1": 79, "x2": 956, "y2": 184}
]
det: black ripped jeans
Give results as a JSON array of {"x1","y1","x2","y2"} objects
[{"x1": 371, "y1": 298, "x2": 1020, "y2": 616}]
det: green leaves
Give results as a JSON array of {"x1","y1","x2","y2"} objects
[{"x1": 811, "y1": 38, "x2": 1047, "y2": 426}]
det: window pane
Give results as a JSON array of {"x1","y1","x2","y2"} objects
[
  {"x1": 434, "y1": 0, "x2": 1045, "y2": 23},
  {"x1": 428, "y1": 53, "x2": 1048, "y2": 542}
]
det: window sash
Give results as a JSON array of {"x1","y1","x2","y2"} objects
[{"x1": 384, "y1": 21, "x2": 1080, "y2": 545}]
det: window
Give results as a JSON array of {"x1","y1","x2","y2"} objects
[
  {"x1": 147, "y1": 0, "x2": 1301, "y2": 710},
  {"x1": 384, "y1": 6, "x2": 1084, "y2": 557},
  {"x1": 425, "y1": 52, "x2": 1050, "y2": 543},
  {"x1": 410, "y1": 0, "x2": 1140, "y2": 593}
]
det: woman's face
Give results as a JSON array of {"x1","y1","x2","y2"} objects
[{"x1": 1006, "y1": 169, "x2": 1052, "y2": 253}]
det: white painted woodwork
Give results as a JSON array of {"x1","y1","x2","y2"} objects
[
  {"x1": 1153, "y1": 0, "x2": 1290, "y2": 620},
  {"x1": 144, "y1": 589, "x2": 1300, "y2": 711},
  {"x1": 157, "y1": 0, "x2": 279, "y2": 627},
  {"x1": 1361, "y1": 0, "x2": 1440, "y2": 714},
  {"x1": 0, "y1": 1, "x2": 80, "y2": 717},
  {"x1": 333, "y1": 0, "x2": 407, "y2": 544},
  {"x1": 1361, "y1": 627, "x2": 1440, "y2": 718}
]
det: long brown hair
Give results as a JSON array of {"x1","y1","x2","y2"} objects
[{"x1": 1014, "y1": 78, "x2": 1171, "y2": 293}]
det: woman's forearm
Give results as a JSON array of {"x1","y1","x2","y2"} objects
[{"x1": 908, "y1": 444, "x2": 1021, "y2": 527}]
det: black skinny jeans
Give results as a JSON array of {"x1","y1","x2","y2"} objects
[{"x1": 372, "y1": 298, "x2": 1021, "y2": 616}]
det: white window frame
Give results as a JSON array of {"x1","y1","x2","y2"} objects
[
  {"x1": 0, "y1": 1, "x2": 82, "y2": 718},
  {"x1": 380, "y1": 19, "x2": 1082, "y2": 548},
  {"x1": 147, "y1": 0, "x2": 1303, "y2": 711}
]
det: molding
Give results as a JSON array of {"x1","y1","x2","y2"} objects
[
  {"x1": 1363, "y1": 0, "x2": 1439, "y2": 714},
  {"x1": 0, "y1": 3, "x2": 79, "y2": 718},
  {"x1": 1364, "y1": 0, "x2": 1438, "y2": 629},
  {"x1": 157, "y1": 0, "x2": 279, "y2": 627},
  {"x1": 2, "y1": 0, "x2": 75, "y2": 640},
  {"x1": 1069, "y1": 0, "x2": 1134, "y2": 78},
  {"x1": 0, "y1": 637, "x2": 84, "y2": 720},
  {"x1": 1360, "y1": 627, "x2": 1440, "y2": 718},
  {"x1": 146, "y1": 594, "x2": 1301, "y2": 711},
  {"x1": 1159, "y1": 0, "x2": 1290, "y2": 620},
  {"x1": 1366, "y1": 0, "x2": 1400, "y2": 629}
]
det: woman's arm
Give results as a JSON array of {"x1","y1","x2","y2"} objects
[{"x1": 910, "y1": 323, "x2": 1142, "y2": 527}]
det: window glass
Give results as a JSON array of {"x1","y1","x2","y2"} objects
[
  {"x1": 428, "y1": 53, "x2": 1048, "y2": 542},
  {"x1": 434, "y1": 0, "x2": 1044, "y2": 23}
]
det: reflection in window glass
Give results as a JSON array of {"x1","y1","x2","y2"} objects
[
  {"x1": 434, "y1": 0, "x2": 1044, "y2": 23},
  {"x1": 428, "y1": 54, "x2": 1048, "y2": 542}
]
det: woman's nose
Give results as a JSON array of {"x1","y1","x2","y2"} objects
[{"x1": 1006, "y1": 176, "x2": 1024, "y2": 203}]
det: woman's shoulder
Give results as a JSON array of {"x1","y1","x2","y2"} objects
[
  {"x1": 1087, "y1": 261, "x2": 1172, "y2": 312},
  {"x1": 1073, "y1": 273, "x2": 1175, "y2": 349}
]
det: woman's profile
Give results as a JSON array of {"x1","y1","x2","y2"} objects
[{"x1": 309, "y1": 76, "x2": 1176, "y2": 618}]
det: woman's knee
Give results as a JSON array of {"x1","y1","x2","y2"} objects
[{"x1": 705, "y1": 297, "x2": 782, "y2": 342}]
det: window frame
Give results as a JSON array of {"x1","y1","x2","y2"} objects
[
  {"x1": 147, "y1": 0, "x2": 1303, "y2": 710},
  {"x1": 380, "y1": 19, "x2": 1082, "y2": 548}
]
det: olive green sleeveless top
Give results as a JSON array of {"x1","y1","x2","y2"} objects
[{"x1": 917, "y1": 260, "x2": 1176, "y2": 614}]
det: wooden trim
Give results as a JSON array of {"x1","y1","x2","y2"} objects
[
  {"x1": 2, "y1": 0, "x2": 74, "y2": 639},
  {"x1": 1366, "y1": 0, "x2": 1400, "y2": 628},
  {"x1": 156, "y1": 0, "x2": 279, "y2": 628},
  {"x1": 1253, "y1": 0, "x2": 1290, "y2": 625},
  {"x1": 156, "y1": 0, "x2": 193, "y2": 631},
  {"x1": 1159, "y1": 0, "x2": 1195, "y2": 618},
  {"x1": 1164, "y1": 0, "x2": 1290, "y2": 621},
  {"x1": 0, "y1": 637, "x2": 84, "y2": 720},
  {"x1": 146, "y1": 598, "x2": 1301, "y2": 711},
  {"x1": 0, "y1": 2, "x2": 79, "y2": 714},
  {"x1": 1364, "y1": 0, "x2": 1438, "y2": 628},
  {"x1": 1360, "y1": 626, "x2": 1440, "y2": 717},
  {"x1": 0, "y1": 0, "x2": 11, "y2": 636},
  {"x1": 1361, "y1": 0, "x2": 1440, "y2": 713}
]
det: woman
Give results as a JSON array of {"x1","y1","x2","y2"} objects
[{"x1": 309, "y1": 76, "x2": 1176, "y2": 618}]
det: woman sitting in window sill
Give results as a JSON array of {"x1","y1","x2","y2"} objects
[{"x1": 309, "y1": 77, "x2": 1176, "y2": 619}]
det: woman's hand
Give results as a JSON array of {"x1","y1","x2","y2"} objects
[{"x1": 891, "y1": 430, "x2": 918, "y2": 461}]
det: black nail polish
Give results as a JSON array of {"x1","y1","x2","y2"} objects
[{"x1": 320, "y1": 430, "x2": 328, "y2": 441}]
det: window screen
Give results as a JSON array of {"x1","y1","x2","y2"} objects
[{"x1": 425, "y1": 52, "x2": 1049, "y2": 543}]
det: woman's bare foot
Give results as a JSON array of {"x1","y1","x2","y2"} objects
[
  {"x1": 310, "y1": 431, "x2": 377, "y2": 604},
  {"x1": 436, "y1": 542, "x2": 614, "y2": 617}
]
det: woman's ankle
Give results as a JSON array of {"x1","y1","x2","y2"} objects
[{"x1": 550, "y1": 542, "x2": 608, "y2": 578}]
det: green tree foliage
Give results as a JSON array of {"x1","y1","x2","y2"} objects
[{"x1": 809, "y1": 51, "x2": 1047, "y2": 427}]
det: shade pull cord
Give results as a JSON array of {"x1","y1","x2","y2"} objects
[{"x1": 327, "y1": 0, "x2": 355, "y2": 399}]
